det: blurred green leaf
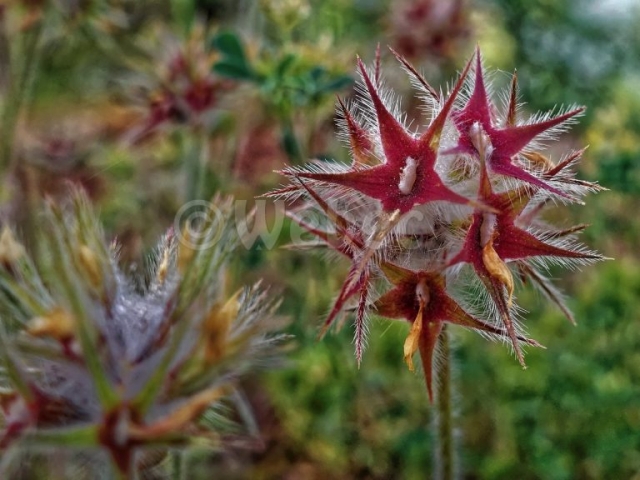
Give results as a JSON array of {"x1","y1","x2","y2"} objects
[
  {"x1": 309, "y1": 66, "x2": 326, "y2": 82},
  {"x1": 213, "y1": 61, "x2": 257, "y2": 81},
  {"x1": 281, "y1": 124, "x2": 302, "y2": 162},
  {"x1": 211, "y1": 31, "x2": 247, "y2": 64},
  {"x1": 275, "y1": 54, "x2": 297, "y2": 78},
  {"x1": 318, "y1": 75, "x2": 353, "y2": 94}
]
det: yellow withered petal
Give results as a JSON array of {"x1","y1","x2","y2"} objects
[
  {"x1": 403, "y1": 306, "x2": 423, "y2": 372},
  {"x1": 156, "y1": 247, "x2": 170, "y2": 284},
  {"x1": 482, "y1": 240, "x2": 514, "y2": 306},
  {"x1": 129, "y1": 386, "x2": 229, "y2": 439},
  {"x1": 202, "y1": 289, "x2": 241, "y2": 364},
  {"x1": 0, "y1": 227, "x2": 25, "y2": 264},
  {"x1": 177, "y1": 227, "x2": 195, "y2": 274},
  {"x1": 78, "y1": 245, "x2": 102, "y2": 289},
  {"x1": 28, "y1": 307, "x2": 75, "y2": 340}
]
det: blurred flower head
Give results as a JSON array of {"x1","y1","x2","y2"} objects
[
  {"x1": 126, "y1": 27, "x2": 235, "y2": 145},
  {"x1": 389, "y1": 0, "x2": 471, "y2": 61},
  {"x1": 0, "y1": 192, "x2": 284, "y2": 476}
]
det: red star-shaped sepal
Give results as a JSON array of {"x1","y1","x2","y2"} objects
[
  {"x1": 447, "y1": 47, "x2": 584, "y2": 200},
  {"x1": 282, "y1": 53, "x2": 480, "y2": 215},
  {"x1": 448, "y1": 162, "x2": 602, "y2": 364},
  {"x1": 373, "y1": 262, "x2": 541, "y2": 401}
]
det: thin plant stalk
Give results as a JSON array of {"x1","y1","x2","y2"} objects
[
  {"x1": 113, "y1": 463, "x2": 134, "y2": 480},
  {"x1": 184, "y1": 128, "x2": 209, "y2": 202},
  {"x1": 0, "y1": 18, "x2": 44, "y2": 170},
  {"x1": 171, "y1": 451, "x2": 185, "y2": 480},
  {"x1": 434, "y1": 325, "x2": 457, "y2": 480},
  {"x1": 281, "y1": 114, "x2": 305, "y2": 164}
]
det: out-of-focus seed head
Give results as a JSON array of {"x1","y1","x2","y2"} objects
[{"x1": 0, "y1": 192, "x2": 284, "y2": 477}]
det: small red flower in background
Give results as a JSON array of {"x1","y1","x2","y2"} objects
[
  {"x1": 390, "y1": 0, "x2": 471, "y2": 61},
  {"x1": 274, "y1": 47, "x2": 605, "y2": 400},
  {"x1": 126, "y1": 31, "x2": 235, "y2": 145}
]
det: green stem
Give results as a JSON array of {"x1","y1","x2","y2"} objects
[
  {"x1": 434, "y1": 325, "x2": 457, "y2": 480},
  {"x1": 112, "y1": 464, "x2": 133, "y2": 480},
  {"x1": 0, "y1": 319, "x2": 34, "y2": 402},
  {"x1": 280, "y1": 115, "x2": 305, "y2": 164},
  {"x1": 184, "y1": 128, "x2": 209, "y2": 202},
  {"x1": 23, "y1": 424, "x2": 98, "y2": 448},
  {"x1": 0, "y1": 19, "x2": 44, "y2": 170},
  {"x1": 171, "y1": 451, "x2": 184, "y2": 480},
  {"x1": 15, "y1": 163, "x2": 42, "y2": 259}
]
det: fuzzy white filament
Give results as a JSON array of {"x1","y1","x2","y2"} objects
[
  {"x1": 399, "y1": 157, "x2": 418, "y2": 194},
  {"x1": 480, "y1": 213, "x2": 497, "y2": 247},
  {"x1": 469, "y1": 121, "x2": 494, "y2": 162},
  {"x1": 416, "y1": 279, "x2": 430, "y2": 307}
]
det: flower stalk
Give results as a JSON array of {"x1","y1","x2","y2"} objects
[
  {"x1": 0, "y1": 12, "x2": 45, "y2": 170},
  {"x1": 434, "y1": 325, "x2": 456, "y2": 480}
]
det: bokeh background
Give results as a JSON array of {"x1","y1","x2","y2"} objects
[{"x1": 2, "y1": 0, "x2": 640, "y2": 478}]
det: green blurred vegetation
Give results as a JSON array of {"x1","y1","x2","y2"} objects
[{"x1": 1, "y1": 0, "x2": 639, "y2": 478}]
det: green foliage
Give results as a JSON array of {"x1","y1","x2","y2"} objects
[
  {"x1": 211, "y1": 30, "x2": 353, "y2": 111},
  {"x1": 210, "y1": 28, "x2": 352, "y2": 163},
  {"x1": 211, "y1": 31, "x2": 258, "y2": 81},
  {"x1": 490, "y1": 0, "x2": 640, "y2": 118},
  {"x1": 458, "y1": 261, "x2": 640, "y2": 479}
]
